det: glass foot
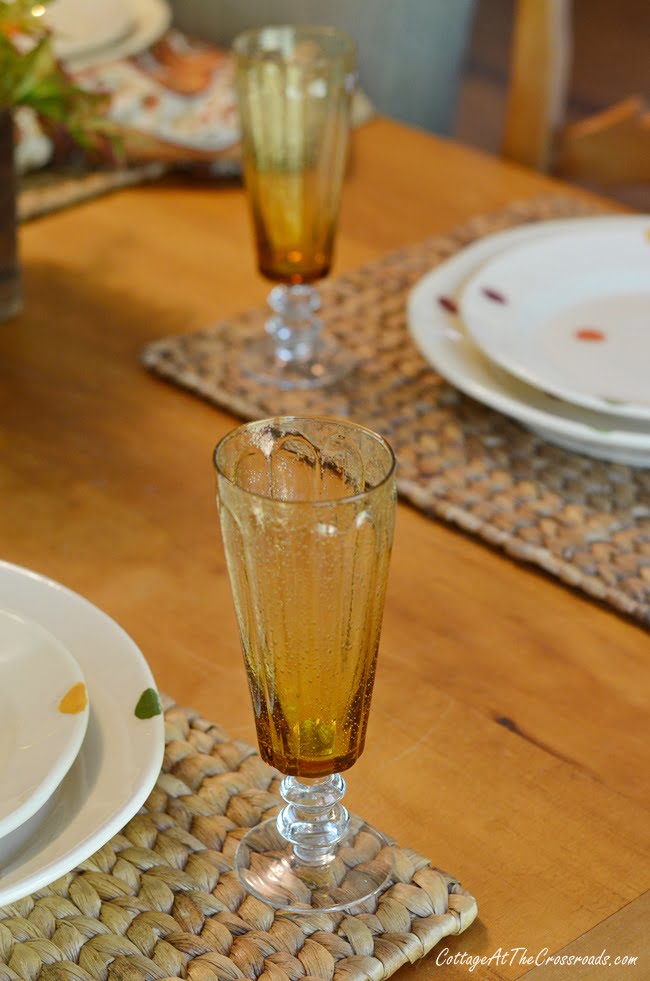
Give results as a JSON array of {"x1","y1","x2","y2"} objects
[
  {"x1": 234, "y1": 814, "x2": 393, "y2": 912},
  {"x1": 241, "y1": 335, "x2": 355, "y2": 391}
]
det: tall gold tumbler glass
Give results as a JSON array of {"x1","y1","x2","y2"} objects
[
  {"x1": 214, "y1": 417, "x2": 396, "y2": 911},
  {"x1": 234, "y1": 27, "x2": 357, "y2": 390}
]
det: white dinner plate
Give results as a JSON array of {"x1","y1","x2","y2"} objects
[
  {"x1": 0, "y1": 561, "x2": 164, "y2": 906},
  {"x1": 47, "y1": 0, "x2": 134, "y2": 61},
  {"x1": 61, "y1": 0, "x2": 172, "y2": 70},
  {"x1": 0, "y1": 610, "x2": 88, "y2": 841},
  {"x1": 407, "y1": 217, "x2": 650, "y2": 467},
  {"x1": 460, "y1": 217, "x2": 650, "y2": 419}
]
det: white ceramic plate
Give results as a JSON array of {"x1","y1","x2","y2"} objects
[
  {"x1": 0, "y1": 561, "x2": 165, "y2": 906},
  {"x1": 460, "y1": 217, "x2": 650, "y2": 419},
  {"x1": 47, "y1": 0, "x2": 134, "y2": 60},
  {"x1": 62, "y1": 0, "x2": 172, "y2": 70},
  {"x1": 407, "y1": 218, "x2": 650, "y2": 467},
  {"x1": 0, "y1": 610, "x2": 89, "y2": 841}
]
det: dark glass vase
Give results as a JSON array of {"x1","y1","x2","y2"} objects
[{"x1": 0, "y1": 109, "x2": 22, "y2": 322}]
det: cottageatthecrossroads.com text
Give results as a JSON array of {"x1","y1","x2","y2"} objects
[{"x1": 434, "y1": 947, "x2": 639, "y2": 972}]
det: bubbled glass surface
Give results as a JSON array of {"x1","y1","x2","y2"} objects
[{"x1": 214, "y1": 417, "x2": 396, "y2": 777}]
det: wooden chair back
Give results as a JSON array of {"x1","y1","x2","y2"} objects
[{"x1": 502, "y1": 0, "x2": 650, "y2": 185}]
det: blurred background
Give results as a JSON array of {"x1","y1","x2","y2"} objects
[
  {"x1": 169, "y1": 0, "x2": 649, "y2": 206},
  {"x1": 9, "y1": 0, "x2": 650, "y2": 219},
  {"x1": 455, "y1": 0, "x2": 649, "y2": 208}
]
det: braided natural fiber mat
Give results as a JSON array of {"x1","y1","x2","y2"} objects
[
  {"x1": 141, "y1": 196, "x2": 650, "y2": 627},
  {"x1": 0, "y1": 696, "x2": 477, "y2": 981}
]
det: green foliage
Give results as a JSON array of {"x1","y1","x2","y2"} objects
[{"x1": 0, "y1": 0, "x2": 116, "y2": 153}]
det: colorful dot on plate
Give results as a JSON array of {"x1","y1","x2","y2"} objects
[
  {"x1": 135, "y1": 688, "x2": 162, "y2": 719},
  {"x1": 575, "y1": 328, "x2": 606, "y2": 342},
  {"x1": 59, "y1": 682, "x2": 88, "y2": 714},
  {"x1": 482, "y1": 287, "x2": 506, "y2": 303},
  {"x1": 437, "y1": 296, "x2": 458, "y2": 314}
]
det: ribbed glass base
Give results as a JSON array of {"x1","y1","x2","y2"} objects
[
  {"x1": 240, "y1": 283, "x2": 355, "y2": 390},
  {"x1": 241, "y1": 334, "x2": 354, "y2": 390},
  {"x1": 234, "y1": 814, "x2": 393, "y2": 912}
]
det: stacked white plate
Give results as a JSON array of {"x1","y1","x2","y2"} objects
[
  {"x1": 45, "y1": 0, "x2": 171, "y2": 69},
  {"x1": 0, "y1": 561, "x2": 164, "y2": 906},
  {"x1": 408, "y1": 216, "x2": 650, "y2": 467}
]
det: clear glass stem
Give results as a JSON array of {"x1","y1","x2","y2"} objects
[
  {"x1": 276, "y1": 773, "x2": 349, "y2": 866},
  {"x1": 266, "y1": 283, "x2": 322, "y2": 365}
]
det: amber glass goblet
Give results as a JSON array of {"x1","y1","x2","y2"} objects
[
  {"x1": 234, "y1": 27, "x2": 357, "y2": 389},
  {"x1": 214, "y1": 417, "x2": 396, "y2": 911}
]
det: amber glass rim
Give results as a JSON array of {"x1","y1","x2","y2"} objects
[
  {"x1": 213, "y1": 415, "x2": 396, "y2": 507},
  {"x1": 233, "y1": 24, "x2": 356, "y2": 63}
]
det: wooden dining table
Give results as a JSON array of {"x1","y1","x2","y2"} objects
[{"x1": 1, "y1": 118, "x2": 648, "y2": 979}]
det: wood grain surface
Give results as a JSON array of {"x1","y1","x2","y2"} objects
[
  {"x1": 1, "y1": 119, "x2": 648, "y2": 979},
  {"x1": 521, "y1": 891, "x2": 650, "y2": 979}
]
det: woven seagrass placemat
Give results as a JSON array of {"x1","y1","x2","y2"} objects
[
  {"x1": 0, "y1": 696, "x2": 478, "y2": 980},
  {"x1": 142, "y1": 196, "x2": 650, "y2": 627}
]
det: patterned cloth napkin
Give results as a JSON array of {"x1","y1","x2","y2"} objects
[{"x1": 16, "y1": 31, "x2": 239, "y2": 174}]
